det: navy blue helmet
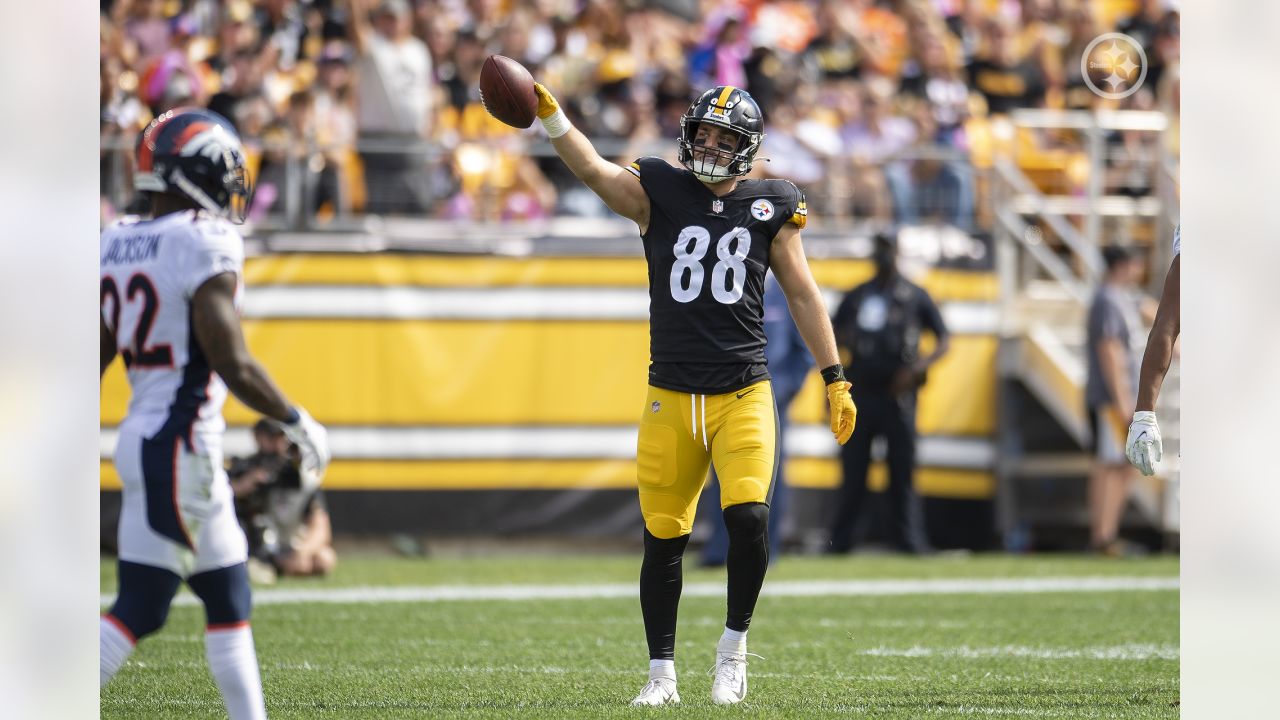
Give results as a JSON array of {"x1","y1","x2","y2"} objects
[{"x1": 134, "y1": 107, "x2": 252, "y2": 223}]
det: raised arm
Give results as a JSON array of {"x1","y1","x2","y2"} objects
[
  {"x1": 346, "y1": 0, "x2": 372, "y2": 55},
  {"x1": 534, "y1": 83, "x2": 650, "y2": 232}
]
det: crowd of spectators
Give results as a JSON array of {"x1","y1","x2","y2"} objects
[{"x1": 100, "y1": 0, "x2": 1180, "y2": 228}]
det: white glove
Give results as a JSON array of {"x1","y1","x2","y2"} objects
[
  {"x1": 1125, "y1": 410, "x2": 1162, "y2": 477},
  {"x1": 280, "y1": 406, "x2": 330, "y2": 491}
]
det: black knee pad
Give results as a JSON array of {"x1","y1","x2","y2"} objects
[
  {"x1": 643, "y1": 529, "x2": 690, "y2": 561},
  {"x1": 723, "y1": 502, "x2": 770, "y2": 542},
  {"x1": 187, "y1": 563, "x2": 252, "y2": 626},
  {"x1": 109, "y1": 561, "x2": 182, "y2": 640}
]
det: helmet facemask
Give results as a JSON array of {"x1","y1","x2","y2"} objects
[
  {"x1": 223, "y1": 151, "x2": 254, "y2": 224},
  {"x1": 678, "y1": 118, "x2": 761, "y2": 183}
]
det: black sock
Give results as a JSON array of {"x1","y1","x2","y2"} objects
[
  {"x1": 640, "y1": 529, "x2": 689, "y2": 660},
  {"x1": 724, "y1": 502, "x2": 770, "y2": 632}
]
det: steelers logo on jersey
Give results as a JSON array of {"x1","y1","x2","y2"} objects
[{"x1": 750, "y1": 199, "x2": 775, "y2": 221}]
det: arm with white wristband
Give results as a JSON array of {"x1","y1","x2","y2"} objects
[
  {"x1": 533, "y1": 83, "x2": 572, "y2": 139},
  {"x1": 533, "y1": 82, "x2": 649, "y2": 229}
]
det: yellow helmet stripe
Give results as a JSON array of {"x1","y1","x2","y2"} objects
[{"x1": 715, "y1": 85, "x2": 736, "y2": 109}]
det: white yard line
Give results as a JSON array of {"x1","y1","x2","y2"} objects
[
  {"x1": 100, "y1": 575, "x2": 1176, "y2": 607},
  {"x1": 861, "y1": 643, "x2": 1179, "y2": 660}
]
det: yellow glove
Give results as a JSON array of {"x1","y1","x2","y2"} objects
[
  {"x1": 532, "y1": 82, "x2": 571, "y2": 137},
  {"x1": 533, "y1": 82, "x2": 560, "y2": 119},
  {"x1": 827, "y1": 380, "x2": 857, "y2": 445}
]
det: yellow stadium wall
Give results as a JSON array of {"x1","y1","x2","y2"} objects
[{"x1": 101, "y1": 255, "x2": 999, "y2": 499}]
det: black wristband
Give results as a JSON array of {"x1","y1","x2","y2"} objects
[
  {"x1": 820, "y1": 364, "x2": 846, "y2": 385},
  {"x1": 283, "y1": 407, "x2": 301, "y2": 425}
]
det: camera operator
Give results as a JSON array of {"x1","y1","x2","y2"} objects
[{"x1": 230, "y1": 419, "x2": 337, "y2": 581}]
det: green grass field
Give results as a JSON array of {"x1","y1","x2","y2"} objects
[{"x1": 100, "y1": 553, "x2": 1179, "y2": 719}]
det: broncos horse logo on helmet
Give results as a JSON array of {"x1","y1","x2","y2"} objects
[
  {"x1": 134, "y1": 107, "x2": 253, "y2": 223},
  {"x1": 677, "y1": 86, "x2": 765, "y2": 184}
]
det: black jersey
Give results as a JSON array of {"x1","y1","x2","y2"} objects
[{"x1": 627, "y1": 156, "x2": 808, "y2": 394}]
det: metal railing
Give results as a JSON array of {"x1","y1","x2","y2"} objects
[
  {"x1": 1009, "y1": 109, "x2": 1171, "y2": 247},
  {"x1": 993, "y1": 109, "x2": 1176, "y2": 311},
  {"x1": 100, "y1": 133, "x2": 982, "y2": 235}
]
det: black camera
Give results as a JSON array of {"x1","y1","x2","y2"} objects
[{"x1": 230, "y1": 450, "x2": 303, "y2": 492}]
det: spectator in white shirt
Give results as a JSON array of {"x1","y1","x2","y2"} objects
[{"x1": 348, "y1": 0, "x2": 435, "y2": 213}]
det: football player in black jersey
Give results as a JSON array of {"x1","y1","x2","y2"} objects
[{"x1": 532, "y1": 81, "x2": 857, "y2": 706}]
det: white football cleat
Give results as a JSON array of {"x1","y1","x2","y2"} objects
[
  {"x1": 710, "y1": 652, "x2": 749, "y2": 705},
  {"x1": 630, "y1": 677, "x2": 680, "y2": 706}
]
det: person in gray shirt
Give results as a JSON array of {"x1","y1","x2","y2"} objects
[{"x1": 1085, "y1": 246, "x2": 1145, "y2": 555}]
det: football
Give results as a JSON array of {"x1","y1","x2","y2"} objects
[{"x1": 479, "y1": 55, "x2": 538, "y2": 129}]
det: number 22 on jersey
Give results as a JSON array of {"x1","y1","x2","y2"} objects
[
  {"x1": 101, "y1": 274, "x2": 174, "y2": 369},
  {"x1": 669, "y1": 225, "x2": 751, "y2": 305}
]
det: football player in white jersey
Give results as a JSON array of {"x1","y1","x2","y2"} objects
[
  {"x1": 1126, "y1": 225, "x2": 1181, "y2": 475},
  {"x1": 99, "y1": 107, "x2": 329, "y2": 720}
]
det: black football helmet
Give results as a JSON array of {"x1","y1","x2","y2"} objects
[
  {"x1": 134, "y1": 107, "x2": 253, "y2": 223},
  {"x1": 677, "y1": 86, "x2": 765, "y2": 183}
]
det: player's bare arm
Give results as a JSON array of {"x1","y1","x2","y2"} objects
[
  {"x1": 534, "y1": 83, "x2": 650, "y2": 231},
  {"x1": 192, "y1": 270, "x2": 330, "y2": 482},
  {"x1": 1126, "y1": 251, "x2": 1178, "y2": 476},
  {"x1": 100, "y1": 315, "x2": 117, "y2": 380},
  {"x1": 770, "y1": 222, "x2": 857, "y2": 444},
  {"x1": 1136, "y1": 254, "x2": 1180, "y2": 412},
  {"x1": 191, "y1": 272, "x2": 295, "y2": 422},
  {"x1": 769, "y1": 223, "x2": 839, "y2": 369}
]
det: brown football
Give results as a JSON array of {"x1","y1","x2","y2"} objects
[{"x1": 479, "y1": 55, "x2": 538, "y2": 129}]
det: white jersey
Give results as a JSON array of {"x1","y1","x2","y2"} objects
[
  {"x1": 101, "y1": 210, "x2": 244, "y2": 449},
  {"x1": 1172, "y1": 225, "x2": 1180, "y2": 257}
]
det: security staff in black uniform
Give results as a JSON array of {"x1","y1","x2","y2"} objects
[
  {"x1": 828, "y1": 232, "x2": 950, "y2": 554},
  {"x1": 526, "y1": 80, "x2": 857, "y2": 706}
]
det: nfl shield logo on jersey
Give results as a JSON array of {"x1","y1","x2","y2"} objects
[
  {"x1": 651, "y1": 401, "x2": 661, "y2": 413},
  {"x1": 711, "y1": 199, "x2": 724, "y2": 214},
  {"x1": 751, "y1": 199, "x2": 774, "y2": 221}
]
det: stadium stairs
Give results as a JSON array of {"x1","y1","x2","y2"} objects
[
  {"x1": 996, "y1": 280, "x2": 1179, "y2": 552},
  {"x1": 990, "y1": 123, "x2": 1179, "y2": 552}
]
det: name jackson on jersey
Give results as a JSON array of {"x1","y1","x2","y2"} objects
[
  {"x1": 627, "y1": 156, "x2": 808, "y2": 394},
  {"x1": 102, "y1": 233, "x2": 162, "y2": 266},
  {"x1": 100, "y1": 210, "x2": 244, "y2": 446}
]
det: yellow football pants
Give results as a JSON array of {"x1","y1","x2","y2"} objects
[{"x1": 636, "y1": 380, "x2": 779, "y2": 539}]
